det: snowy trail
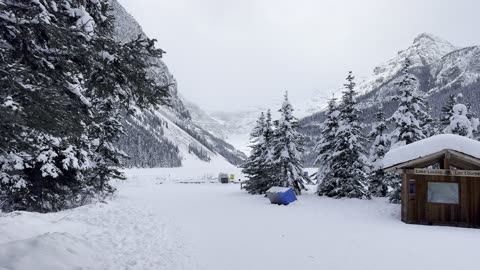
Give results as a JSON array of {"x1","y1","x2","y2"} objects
[
  {"x1": 0, "y1": 179, "x2": 199, "y2": 270},
  {"x1": 70, "y1": 200, "x2": 196, "y2": 269}
]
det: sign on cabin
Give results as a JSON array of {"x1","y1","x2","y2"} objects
[{"x1": 413, "y1": 168, "x2": 480, "y2": 177}]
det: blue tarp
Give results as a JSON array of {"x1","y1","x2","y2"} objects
[{"x1": 266, "y1": 187, "x2": 297, "y2": 205}]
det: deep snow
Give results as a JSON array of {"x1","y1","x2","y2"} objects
[{"x1": 1, "y1": 167, "x2": 480, "y2": 270}]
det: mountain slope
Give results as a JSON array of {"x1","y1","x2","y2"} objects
[
  {"x1": 182, "y1": 98, "x2": 270, "y2": 155},
  {"x1": 111, "y1": 1, "x2": 245, "y2": 168},
  {"x1": 299, "y1": 33, "x2": 480, "y2": 166}
]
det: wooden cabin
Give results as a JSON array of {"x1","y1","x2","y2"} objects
[{"x1": 384, "y1": 134, "x2": 480, "y2": 228}]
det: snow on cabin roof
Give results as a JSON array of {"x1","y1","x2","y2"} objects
[
  {"x1": 266, "y1": 187, "x2": 292, "y2": 193},
  {"x1": 383, "y1": 134, "x2": 480, "y2": 169}
]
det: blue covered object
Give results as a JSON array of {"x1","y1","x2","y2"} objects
[{"x1": 266, "y1": 187, "x2": 297, "y2": 205}]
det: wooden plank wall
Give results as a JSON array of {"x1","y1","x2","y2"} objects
[{"x1": 402, "y1": 173, "x2": 480, "y2": 227}]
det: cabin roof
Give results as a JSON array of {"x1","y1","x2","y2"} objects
[{"x1": 383, "y1": 134, "x2": 480, "y2": 171}]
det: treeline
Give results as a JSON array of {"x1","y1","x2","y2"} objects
[
  {"x1": 300, "y1": 80, "x2": 480, "y2": 167},
  {"x1": 174, "y1": 117, "x2": 247, "y2": 165},
  {"x1": 0, "y1": 0, "x2": 169, "y2": 212},
  {"x1": 188, "y1": 144, "x2": 211, "y2": 162},
  {"x1": 243, "y1": 59, "x2": 479, "y2": 203},
  {"x1": 118, "y1": 113, "x2": 182, "y2": 168}
]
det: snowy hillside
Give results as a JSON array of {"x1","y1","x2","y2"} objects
[
  {"x1": 299, "y1": 33, "x2": 480, "y2": 165},
  {"x1": 431, "y1": 46, "x2": 480, "y2": 93},
  {"x1": 183, "y1": 98, "x2": 270, "y2": 154},
  {"x1": 110, "y1": 1, "x2": 245, "y2": 168},
  {"x1": 181, "y1": 98, "x2": 230, "y2": 140}
]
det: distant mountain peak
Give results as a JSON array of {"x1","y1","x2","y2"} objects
[
  {"x1": 405, "y1": 33, "x2": 457, "y2": 67},
  {"x1": 413, "y1": 33, "x2": 449, "y2": 45}
]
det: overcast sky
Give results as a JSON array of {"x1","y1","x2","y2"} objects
[{"x1": 118, "y1": 0, "x2": 480, "y2": 112}]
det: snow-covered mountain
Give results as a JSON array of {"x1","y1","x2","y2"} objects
[
  {"x1": 182, "y1": 98, "x2": 268, "y2": 155},
  {"x1": 111, "y1": 1, "x2": 246, "y2": 168},
  {"x1": 356, "y1": 33, "x2": 457, "y2": 99},
  {"x1": 184, "y1": 97, "x2": 326, "y2": 155},
  {"x1": 299, "y1": 33, "x2": 480, "y2": 166}
]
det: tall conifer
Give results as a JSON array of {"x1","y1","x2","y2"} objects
[
  {"x1": 271, "y1": 92, "x2": 307, "y2": 194},
  {"x1": 318, "y1": 72, "x2": 369, "y2": 199},
  {"x1": 314, "y1": 96, "x2": 340, "y2": 190}
]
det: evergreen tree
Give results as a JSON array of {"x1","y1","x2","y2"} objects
[
  {"x1": 271, "y1": 92, "x2": 307, "y2": 194},
  {"x1": 0, "y1": 0, "x2": 169, "y2": 212},
  {"x1": 242, "y1": 112, "x2": 273, "y2": 194},
  {"x1": 318, "y1": 72, "x2": 370, "y2": 199},
  {"x1": 440, "y1": 94, "x2": 457, "y2": 131},
  {"x1": 425, "y1": 105, "x2": 440, "y2": 137},
  {"x1": 314, "y1": 95, "x2": 340, "y2": 188},
  {"x1": 262, "y1": 109, "x2": 275, "y2": 165},
  {"x1": 368, "y1": 107, "x2": 395, "y2": 197},
  {"x1": 388, "y1": 58, "x2": 429, "y2": 149},
  {"x1": 443, "y1": 104, "x2": 479, "y2": 138},
  {"x1": 387, "y1": 58, "x2": 430, "y2": 203},
  {"x1": 422, "y1": 103, "x2": 436, "y2": 137},
  {"x1": 441, "y1": 94, "x2": 479, "y2": 138}
]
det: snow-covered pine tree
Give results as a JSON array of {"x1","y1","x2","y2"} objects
[
  {"x1": 271, "y1": 92, "x2": 307, "y2": 195},
  {"x1": 441, "y1": 94, "x2": 479, "y2": 138},
  {"x1": 368, "y1": 106, "x2": 395, "y2": 197},
  {"x1": 0, "y1": 0, "x2": 169, "y2": 212},
  {"x1": 242, "y1": 112, "x2": 271, "y2": 194},
  {"x1": 262, "y1": 109, "x2": 275, "y2": 169},
  {"x1": 314, "y1": 95, "x2": 340, "y2": 189},
  {"x1": 443, "y1": 104, "x2": 479, "y2": 138},
  {"x1": 440, "y1": 94, "x2": 457, "y2": 130},
  {"x1": 387, "y1": 58, "x2": 430, "y2": 203},
  {"x1": 388, "y1": 58, "x2": 429, "y2": 148},
  {"x1": 318, "y1": 72, "x2": 370, "y2": 199},
  {"x1": 424, "y1": 105, "x2": 439, "y2": 137}
]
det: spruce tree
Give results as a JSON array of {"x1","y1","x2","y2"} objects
[
  {"x1": 441, "y1": 94, "x2": 479, "y2": 138},
  {"x1": 440, "y1": 94, "x2": 457, "y2": 130},
  {"x1": 368, "y1": 107, "x2": 395, "y2": 197},
  {"x1": 262, "y1": 109, "x2": 275, "y2": 166},
  {"x1": 0, "y1": 0, "x2": 169, "y2": 212},
  {"x1": 443, "y1": 104, "x2": 479, "y2": 138},
  {"x1": 242, "y1": 112, "x2": 273, "y2": 194},
  {"x1": 387, "y1": 58, "x2": 430, "y2": 203},
  {"x1": 271, "y1": 92, "x2": 307, "y2": 195},
  {"x1": 422, "y1": 103, "x2": 436, "y2": 137},
  {"x1": 314, "y1": 95, "x2": 340, "y2": 189},
  {"x1": 424, "y1": 105, "x2": 440, "y2": 137},
  {"x1": 388, "y1": 58, "x2": 429, "y2": 148},
  {"x1": 318, "y1": 72, "x2": 370, "y2": 199}
]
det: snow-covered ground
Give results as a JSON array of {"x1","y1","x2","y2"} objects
[{"x1": 2, "y1": 167, "x2": 480, "y2": 270}]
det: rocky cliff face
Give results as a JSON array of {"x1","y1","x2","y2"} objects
[{"x1": 111, "y1": 1, "x2": 246, "y2": 167}]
